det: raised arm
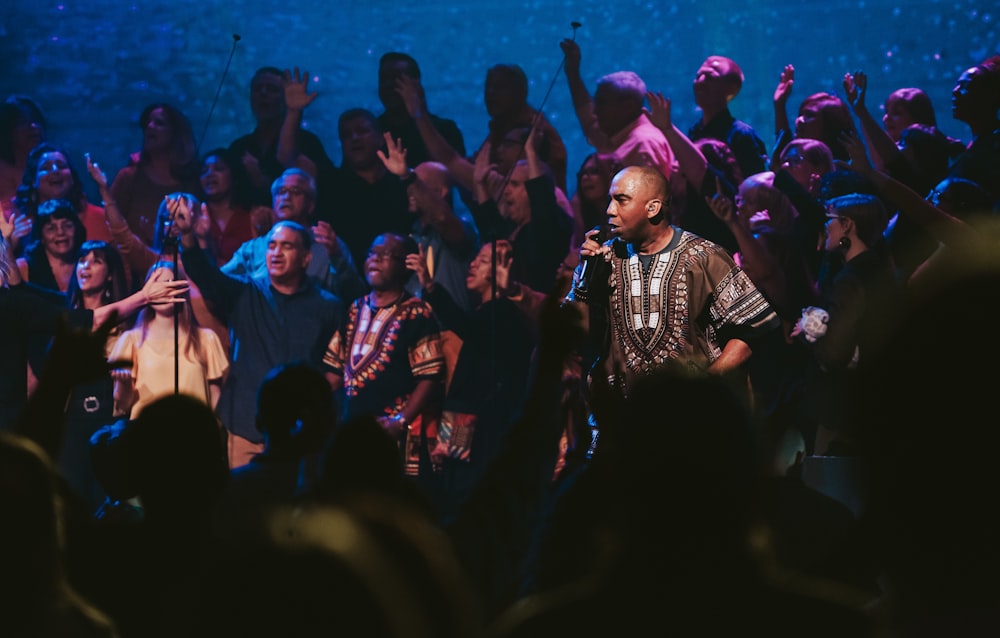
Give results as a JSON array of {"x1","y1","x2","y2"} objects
[
  {"x1": 645, "y1": 91, "x2": 708, "y2": 189},
  {"x1": 560, "y1": 38, "x2": 607, "y2": 151},
  {"x1": 842, "y1": 129, "x2": 974, "y2": 248},
  {"x1": 87, "y1": 153, "x2": 161, "y2": 282},
  {"x1": 396, "y1": 75, "x2": 477, "y2": 192},
  {"x1": 276, "y1": 67, "x2": 320, "y2": 177},
  {"x1": 378, "y1": 132, "x2": 467, "y2": 248},
  {"x1": 170, "y1": 195, "x2": 245, "y2": 315},
  {"x1": 843, "y1": 70, "x2": 899, "y2": 171},
  {"x1": 771, "y1": 64, "x2": 795, "y2": 168},
  {"x1": 94, "y1": 267, "x2": 189, "y2": 328}
]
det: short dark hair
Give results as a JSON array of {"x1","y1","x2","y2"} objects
[
  {"x1": 338, "y1": 108, "x2": 380, "y2": 136},
  {"x1": 826, "y1": 193, "x2": 888, "y2": 247},
  {"x1": 269, "y1": 220, "x2": 313, "y2": 252},
  {"x1": 486, "y1": 64, "x2": 529, "y2": 99},
  {"x1": 251, "y1": 66, "x2": 284, "y2": 87},
  {"x1": 379, "y1": 52, "x2": 421, "y2": 79},
  {"x1": 31, "y1": 198, "x2": 87, "y2": 253}
]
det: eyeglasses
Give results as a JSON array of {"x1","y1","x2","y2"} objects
[
  {"x1": 783, "y1": 153, "x2": 806, "y2": 167},
  {"x1": 274, "y1": 187, "x2": 308, "y2": 198},
  {"x1": 367, "y1": 248, "x2": 404, "y2": 262}
]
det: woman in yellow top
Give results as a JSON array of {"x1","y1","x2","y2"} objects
[{"x1": 110, "y1": 262, "x2": 228, "y2": 420}]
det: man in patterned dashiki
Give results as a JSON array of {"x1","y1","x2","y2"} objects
[
  {"x1": 323, "y1": 232, "x2": 445, "y2": 477},
  {"x1": 567, "y1": 165, "x2": 780, "y2": 399}
]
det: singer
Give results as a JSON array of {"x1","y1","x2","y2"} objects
[{"x1": 564, "y1": 165, "x2": 780, "y2": 399}]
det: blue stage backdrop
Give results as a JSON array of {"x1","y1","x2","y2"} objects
[{"x1": 1, "y1": 0, "x2": 996, "y2": 203}]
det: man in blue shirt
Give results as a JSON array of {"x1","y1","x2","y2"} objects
[{"x1": 173, "y1": 197, "x2": 343, "y2": 468}]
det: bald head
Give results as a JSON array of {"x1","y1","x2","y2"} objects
[
  {"x1": 620, "y1": 165, "x2": 670, "y2": 202},
  {"x1": 414, "y1": 161, "x2": 452, "y2": 198}
]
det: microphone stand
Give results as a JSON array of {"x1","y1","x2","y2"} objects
[
  {"x1": 159, "y1": 210, "x2": 181, "y2": 396},
  {"x1": 489, "y1": 20, "x2": 581, "y2": 388}
]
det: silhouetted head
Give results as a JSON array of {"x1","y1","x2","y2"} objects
[
  {"x1": 883, "y1": 87, "x2": 937, "y2": 141},
  {"x1": 485, "y1": 63, "x2": 529, "y2": 120},
  {"x1": 137, "y1": 103, "x2": 197, "y2": 178},
  {"x1": 250, "y1": 66, "x2": 286, "y2": 122},
  {"x1": 378, "y1": 52, "x2": 421, "y2": 113},
  {"x1": 594, "y1": 71, "x2": 646, "y2": 137},
  {"x1": 693, "y1": 55, "x2": 744, "y2": 110},
  {"x1": 256, "y1": 361, "x2": 335, "y2": 455},
  {"x1": 795, "y1": 93, "x2": 855, "y2": 160},
  {"x1": 0, "y1": 95, "x2": 46, "y2": 164},
  {"x1": 338, "y1": 108, "x2": 384, "y2": 171}
]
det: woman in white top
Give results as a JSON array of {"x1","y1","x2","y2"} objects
[{"x1": 110, "y1": 261, "x2": 228, "y2": 420}]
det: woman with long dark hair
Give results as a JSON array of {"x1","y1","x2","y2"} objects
[
  {"x1": 108, "y1": 103, "x2": 201, "y2": 247},
  {"x1": 57, "y1": 240, "x2": 130, "y2": 510}
]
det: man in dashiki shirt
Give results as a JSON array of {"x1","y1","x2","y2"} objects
[
  {"x1": 323, "y1": 233, "x2": 445, "y2": 477},
  {"x1": 566, "y1": 166, "x2": 780, "y2": 399}
]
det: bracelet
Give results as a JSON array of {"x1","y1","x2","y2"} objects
[{"x1": 401, "y1": 169, "x2": 418, "y2": 187}]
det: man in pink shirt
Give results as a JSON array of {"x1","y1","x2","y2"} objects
[{"x1": 560, "y1": 39, "x2": 678, "y2": 185}]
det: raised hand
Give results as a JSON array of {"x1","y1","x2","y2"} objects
[
  {"x1": 2, "y1": 211, "x2": 32, "y2": 253},
  {"x1": 644, "y1": 91, "x2": 673, "y2": 133},
  {"x1": 85, "y1": 152, "x2": 109, "y2": 191},
  {"x1": 0, "y1": 209, "x2": 12, "y2": 239},
  {"x1": 404, "y1": 243, "x2": 431, "y2": 291},
  {"x1": 376, "y1": 132, "x2": 409, "y2": 177},
  {"x1": 495, "y1": 243, "x2": 514, "y2": 295},
  {"x1": 705, "y1": 176, "x2": 736, "y2": 225},
  {"x1": 283, "y1": 67, "x2": 318, "y2": 111},
  {"x1": 193, "y1": 203, "x2": 212, "y2": 240},
  {"x1": 840, "y1": 129, "x2": 874, "y2": 174},
  {"x1": 843, "y1": 70, "x2": 868, "y2": 113},
  {"x1": 165, "y1": 195, "x2": 196, "y2": 235},
  {"x1": 774, "y1": 64, "x2": 795, "y2": 105},
  {"x1": 524, "y1": 123, "x2": 544, "y2": 158},
  {"x1": 473, "y1": 140, "x2": 497, "y2": 186},
  {"x1": 395, "y1": 74, "x2": 426, "y2": 119},
  {"x1": 241, "y1": 151, "x2": 265, "y2": 188},
  {"x1": 559, "y1": 38, "x2": 582, "y2": 75},
  {"x1": 312, "y1": 220, "x2": 342, "y2": 259}
]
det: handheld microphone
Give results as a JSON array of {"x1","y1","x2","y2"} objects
[{"x1": 575, "y1": 225, "x2": 606, "y2": 299}]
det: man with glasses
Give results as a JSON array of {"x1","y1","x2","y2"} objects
[{"x1": 221, "y1": 168, "x2": 366, "y2": 303}]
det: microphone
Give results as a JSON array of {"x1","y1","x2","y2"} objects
[
  {"x1": 232, "y1": 34, "x2": 241, "y2": 42},
  {"x1": 575, "y1": 225, "x2": 606, "y2": 301}
]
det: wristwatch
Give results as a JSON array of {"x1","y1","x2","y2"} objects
[{"x1": 401, "y1": 169, "x2": 418, "y2": 187}]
